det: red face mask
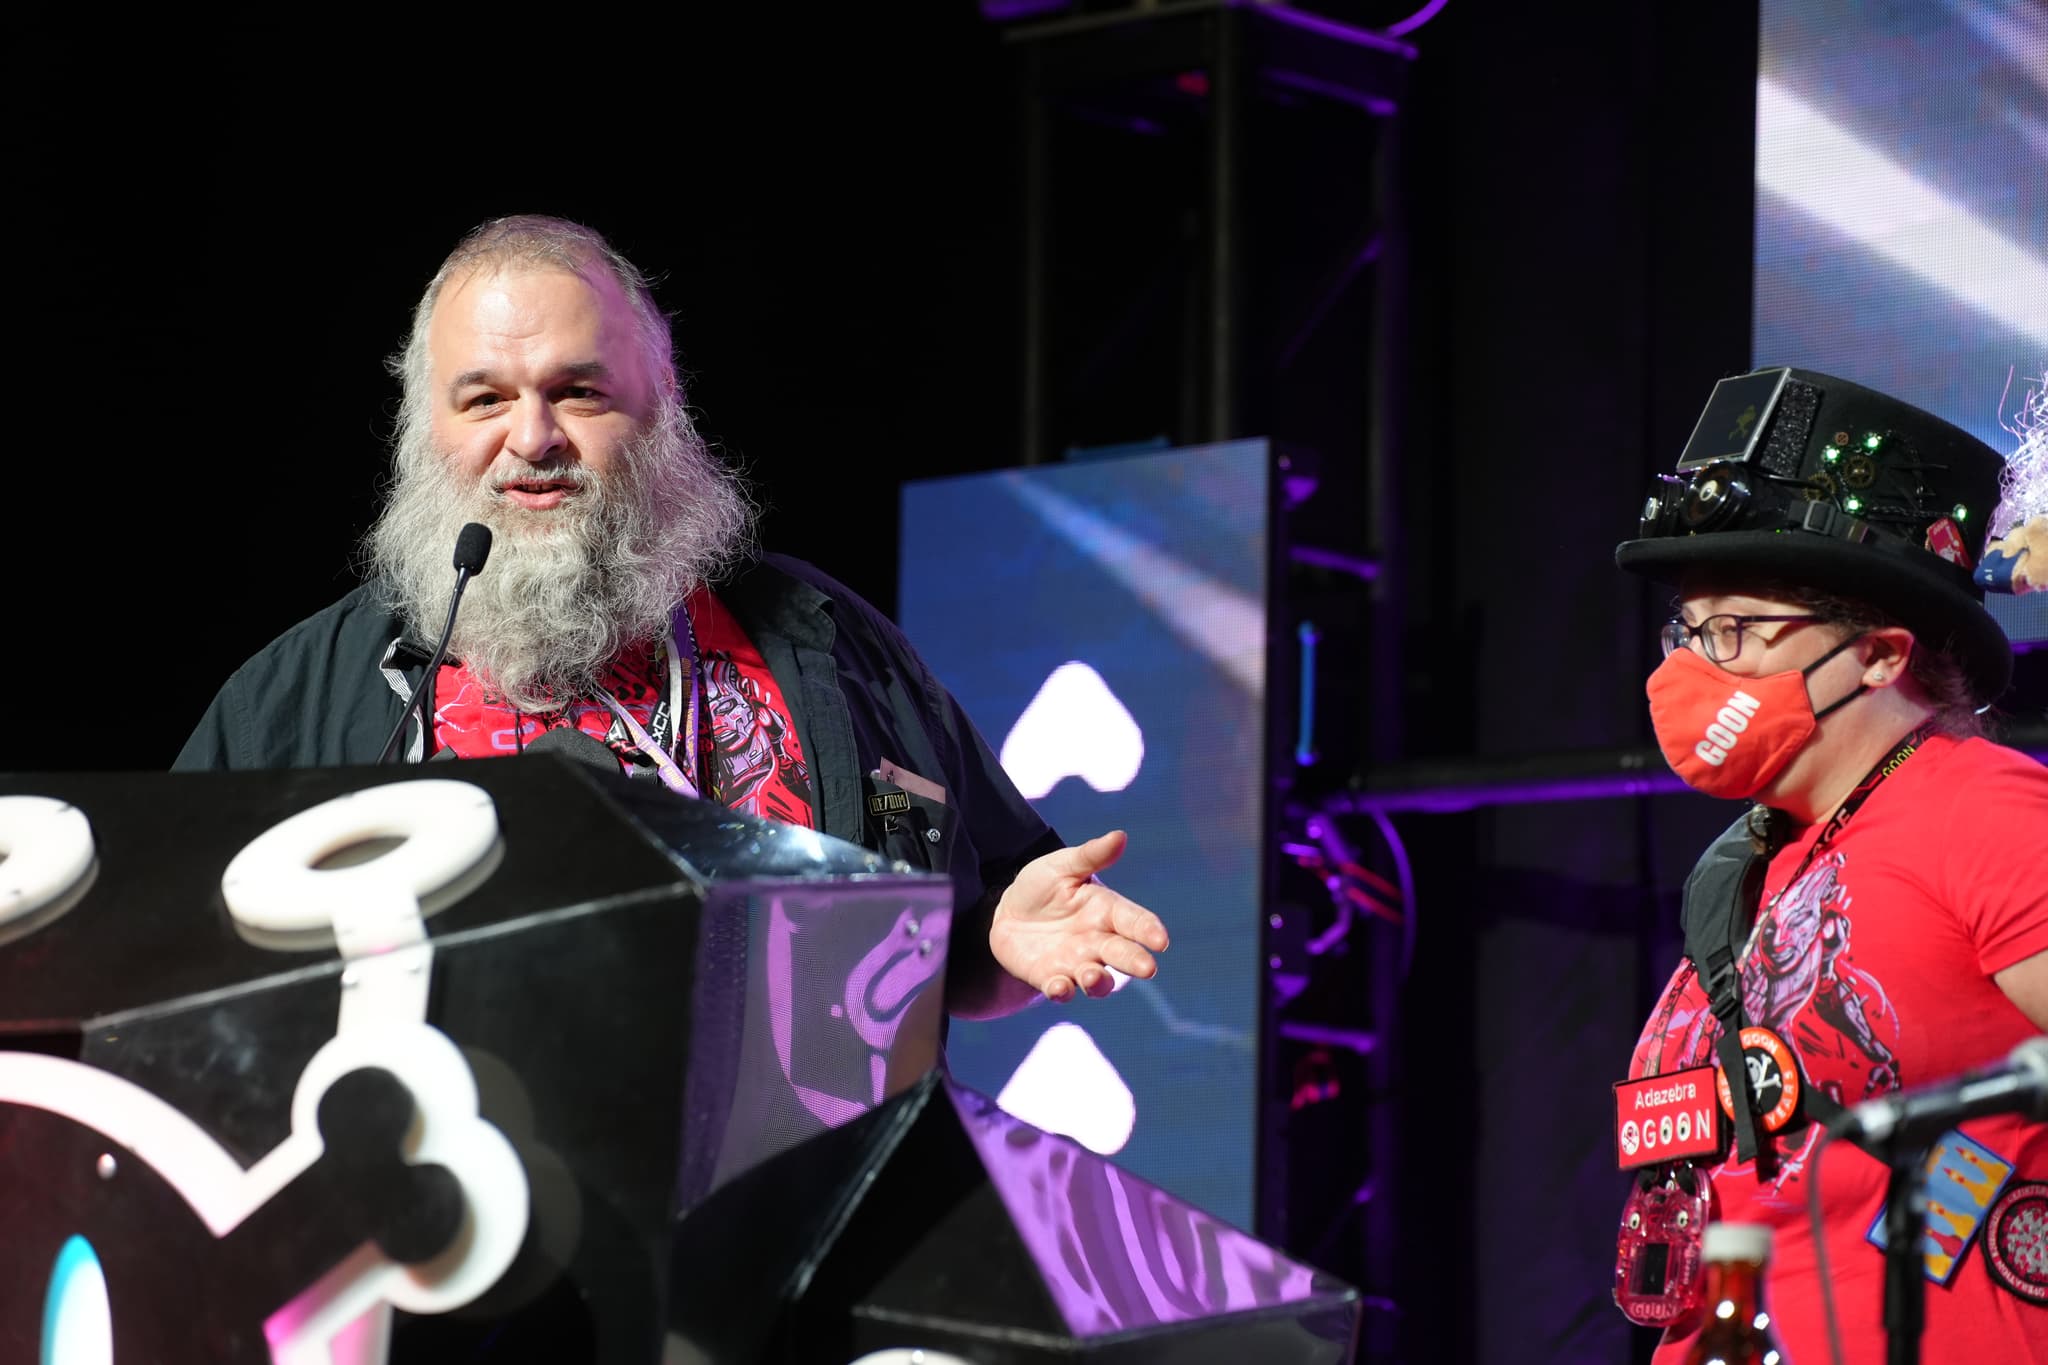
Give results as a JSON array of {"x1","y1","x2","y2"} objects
[{"x1": 1645, "y1": 637, "x2": 1866, "y2": 799}]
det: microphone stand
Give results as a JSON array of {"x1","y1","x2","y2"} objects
[
  {"x1": 1879, "y1": 1134, "x2": 1932, "y2": 1365},
  {"x1": 376, "y1": 526, "x2": 490, "y2": 764},
  {"x1": 376, "y1": 577, "x2": 469, "y2": 763}
]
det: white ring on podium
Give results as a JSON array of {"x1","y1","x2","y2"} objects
[
  {"x1": 0, "y1": 796, "x2": 96, "y2": 940},
  {"x1": 221, "y1": 780, "x2": 500, "y2": 935}
]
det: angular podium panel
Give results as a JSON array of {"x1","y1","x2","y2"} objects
[
  {"x1": 590, "y1": 779, "x2": 954, "y2": 1215},
  {"x1": 0, "y1": 759, "x2": 952, "y2": 1364},
  {"x1": 668, "y1": 1071, "x2": 1360, "y2": 1364}
]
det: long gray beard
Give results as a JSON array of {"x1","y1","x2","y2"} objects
[{"x1": 365, "y1": 394, "x2": 753, "y2": 712}]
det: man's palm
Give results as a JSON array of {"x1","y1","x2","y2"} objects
[{"x1": 989, "y1": 830, "x2": 1169, "y2": 1002}]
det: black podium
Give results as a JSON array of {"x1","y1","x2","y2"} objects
[{"x1": 0, "y1": 759, "x2": 1356, "y2": 1363}]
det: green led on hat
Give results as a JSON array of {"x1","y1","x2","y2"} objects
[
  {"x1": 1844, "y1": 495, "x2": 1865, "y2": 513},
  {"x1": 1822, "y1": 445, "x2": 1841, "y2": 463},
  {"x1": 1953, "y1": 503, "x2": 1968, "y2": 521},
  {"x1": 1864, "y1": 433, "x2": 1882, "y2": 450}
]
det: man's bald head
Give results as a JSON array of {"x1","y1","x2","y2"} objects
[{"x1": 393, "y1": 215, "x2": 676, "y2": 419}]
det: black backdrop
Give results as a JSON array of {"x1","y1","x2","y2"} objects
[{"x1": 14, "y1": 8, "x2": 1019, "y2": 771}]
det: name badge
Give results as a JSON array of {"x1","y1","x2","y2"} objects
[
  {"x1": 1613, "y1": 1066, "x2": 1722, "y2": 1170},
  {"x1": 866, "y1": 789, "x2": 912, "y2": 817}
]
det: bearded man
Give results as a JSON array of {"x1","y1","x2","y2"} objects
[{"x1": 175, "y1": 215, "x2": 1167, "y2": 1019}]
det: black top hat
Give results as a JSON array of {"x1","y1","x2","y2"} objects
[{"x1": 1616, "y1": 366, "x2": 2013, "y2": 701}]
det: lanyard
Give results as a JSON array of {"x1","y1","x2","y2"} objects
[
  {"x1": 1644, "y1": 722, "x2": 1935, "y2": 1075},
  {"x1": 436, "y1": 596, "x2": 709, "y2": 796},
  {"x1": 598, "y1": 601, "x2": 706, "y2": 800},
  {"x1": 1740, "y1": 721, "x2": 1936, "y2": 960},
  {"x1": 1642, "y1": 961, "x2": 1703, "y2": 1079}
]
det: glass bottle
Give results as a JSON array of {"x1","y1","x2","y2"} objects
[{"x1": 1682, "y1": 1221, "x2": 1790, "y2": 1365}]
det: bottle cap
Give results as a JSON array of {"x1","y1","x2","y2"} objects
[{"x1": 1702, "y1": 1221, "x2": 1772, "y2": 1263}]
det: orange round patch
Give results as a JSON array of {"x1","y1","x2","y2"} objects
[{"x1": 1714, "y1": 1026, "x2": 1802, "y2": 1133}]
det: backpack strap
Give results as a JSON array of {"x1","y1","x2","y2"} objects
[
  {"x1": 1681, "y1": 811, "x2": 1772, "y2": 1164},
  {"x1": 1678, "y1": 808, "x2": 1845, "y2": 1165}
]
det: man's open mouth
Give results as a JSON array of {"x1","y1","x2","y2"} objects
[{"x1": 498, "y1": 480, "x2": 580, "y2": 509}]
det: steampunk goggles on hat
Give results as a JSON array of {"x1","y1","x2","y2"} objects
[
  {"x1": 1636, "y1": 367, "x2": 1980, "y2": 553},
  {"x1": 1618, "y1": 364, "x2": 2013, "y2": 702}
]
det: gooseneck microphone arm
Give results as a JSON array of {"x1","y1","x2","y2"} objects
[
  {"x1": 1835, "y1": 1035, "x2": 2048, "y2": 1153},
  {"x1": 376, "y1": 523, "x2": 493, "y2": 765}
]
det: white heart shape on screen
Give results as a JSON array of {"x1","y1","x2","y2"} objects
[
  {"x1": 995, "y1": 1022, "x2": 1136, "y2": 1155},
  {"x1": 999, "y1": 662, "x2": 1144, "y2": 800}
]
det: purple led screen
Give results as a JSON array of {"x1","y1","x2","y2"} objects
[
  {"x1": 900, "y1": 440, "x2": 1270, "y2": 1230},
  {"x1": 1754, "y1": 0, "x2": 2048, "y2": 646}
]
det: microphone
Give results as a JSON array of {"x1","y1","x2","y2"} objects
[
  {"x1": 1833, "y1": 1036, "x2": 2048, "y2": 1152},
  {"x1": 452, "y1": 521, "x2": 492, "y2": 577},
  {"x1": 376, "y1": 523, "x2": 493, "y2": 764}
]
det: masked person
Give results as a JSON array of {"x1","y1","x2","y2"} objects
[
  {"x1": 174, "y1": 215, "x2": 1168, "y2": 1020},
  {"x1": 1611, "y1": 367, "x2": 2048, "y2": 1361}
]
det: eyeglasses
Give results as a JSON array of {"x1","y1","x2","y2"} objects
[{"x1": 1660, "y1": 614, "x2": 1821, "y2": 663}]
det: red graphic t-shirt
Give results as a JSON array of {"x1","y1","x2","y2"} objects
[
  {"x1": 1628, "y1": 736, "x2": 2048, "y2": 1362},
  {"x1": 430, "y1": 587, "x2": 815, "y2": 828},
  {"x1": 688, "y1": 588, "x2": 814, "y2": 827}
]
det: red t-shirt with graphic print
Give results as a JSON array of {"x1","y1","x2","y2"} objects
[
  {"x1": 430, "y1": 587, "x2": 815, "y2": 829},
  {"x1": 1628, "y1": 735, "x2": 2048, "y2": 1363}
]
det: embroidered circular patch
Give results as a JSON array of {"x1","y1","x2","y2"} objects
[
  {"x1": 1981, "y1": 1180, "x2": 2048, "y2": 1307},
  {"x1": 1715, "y1": 1026, "x2": 1802, "y2": 1134}
]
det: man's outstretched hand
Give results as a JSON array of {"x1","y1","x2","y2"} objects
[{"x1": 988, "y1": 830, "x2": 1170, "y2": 1004}]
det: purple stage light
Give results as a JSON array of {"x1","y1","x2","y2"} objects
[
  {"x1": 1277, "y1": 1021, "x2": 1380, "y2": 1054},
  {"x1": 1328, "y1": 770, "x2": 1692, "y2": 815},
  {"x1": 1323, "y1": 742, "x2": 2048, "y2": 811},
  {"x1": 1289, "y1": 545, "x2": 1380, "y2": 580},
  {"x1": 1257, "y1": 3, "x2": 1418, "y2": 58},
  {"x1": 1383, "y1": 0, "x2": 1451, "y2": 39},
  {"x1": 1263, "y1": 67, "x2": 1397, "y2": 118},
  {"x1": 978, "y1": 0, "x2": 1071, "y2": 22}
]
